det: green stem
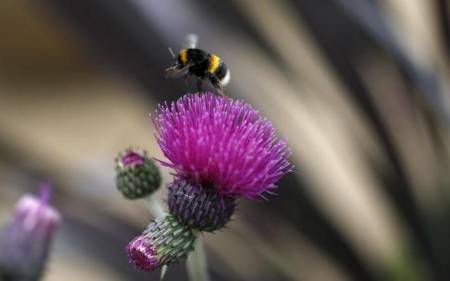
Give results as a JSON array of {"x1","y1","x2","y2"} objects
[
  {"x1": 186, "y1": 238, "x2": 210, "y2": 281},
  {"x1": 146, "y1": 195, "x2": 165, "y2": 218}
]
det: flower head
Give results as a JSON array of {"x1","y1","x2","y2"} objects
[
  {"x1": 153, "y1": 93, "x2": 293, "y2": 199},
  {"x1": 0, "y1": 183, "x2": 60, "y2": 280}
]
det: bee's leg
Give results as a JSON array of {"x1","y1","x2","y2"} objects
[
  {"x1": 216, "y1": 83, "x2": 226, "y2": 96},
  {"x1": 217, "y1": 87, "x2": 226, "y2": 96},
  {"x1": 209, "y1": 75, "x2": 226, "y2": 96},
  {"x1": 196, "y1": 78, "x2": 203, "y2": 92},
  {"x1": 165, "y1": 63, "x2": 191, "y2": 79}
]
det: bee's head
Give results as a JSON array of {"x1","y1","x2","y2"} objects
[
  {"x1": 168, "y1": 48, "x2": 189, "y2": 66},
  {"x1": 165, "y1": 48, "x2": 189, "y2": 79}
]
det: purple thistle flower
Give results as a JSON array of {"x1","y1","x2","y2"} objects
[
  {"x1": 0, "y1": 183, "x2": 60, "y2": 281},
  {"x1": 153, "y1": 93, "x2": 293, "y2": 199}
]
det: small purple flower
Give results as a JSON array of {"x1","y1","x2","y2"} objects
[
  {"x1": 153, "y1": 93, "x2": 293, "y2": 199},
  {"x1": 0, "y1": 183, "x2": 60, "y2": 280},
  {"x1": 121, "y1": 149, "x2": 146, "y2": 167},
  {"x1": 127, "y1": 236, "x2": 160, "y2": 272}
]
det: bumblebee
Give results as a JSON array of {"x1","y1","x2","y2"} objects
[{"x1": 165, "y1": 34, "x2": 230, "y2": 95}]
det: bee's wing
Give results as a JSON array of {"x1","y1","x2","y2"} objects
[
  {"x1": 183, "y1": 33, "x2": 198, "y2": 49},
  {"x1": 165, "y1": 63, "x2": 192, "y2": 79}
]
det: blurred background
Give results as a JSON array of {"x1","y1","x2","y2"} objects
[{"x1": 1, "y1": 0, "x2": 450, "y2": 280}]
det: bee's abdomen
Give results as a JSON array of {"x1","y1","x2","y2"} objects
[
  {"x1": 215, "y1": 62, "x2": 230, "y2": 85},
  {"x1": 207, "y1": 54, "x2": 229, "y2": 85},
  {"x1": 215, "y1": 63, "x2": 227, "y2": 79},
  {"x1": 207, "y1": 55, "x2": 221, "y2": 74}
]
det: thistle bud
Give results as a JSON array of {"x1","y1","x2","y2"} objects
[
  {"x1": 0, "y1": 183, "x2": 60, "y2": 281},
  {"x1": 168, "y1": 180, "x2": 236, "y2": 232},
  {"x1": 127, "y1": 215, "x2": 196, "y2": 271},
  {"x1": 115, "y1": 148, "x2": 162, "y2": 199}
]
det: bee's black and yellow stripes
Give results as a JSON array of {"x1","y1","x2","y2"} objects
[
  {"x1": 207, "y1": 55, "x2": 221, "y2": 74},
  {"x1": 175, "y1": 48, "x2": 229, "y2": 87}
]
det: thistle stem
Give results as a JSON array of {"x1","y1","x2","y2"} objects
[
  {"x1": 160, "y1": 265, "x2": 168, "y2": 281},
  {"x1": 146, "y1": 195, "x2": 165, "y2": 219},
  {"x1": 187, "y1": 238, "x2": 210, "y2": 281}
]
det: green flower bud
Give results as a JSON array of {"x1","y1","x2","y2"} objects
[{"x1": 115, "y1": 148, "x2": 161, "y2": 199}]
